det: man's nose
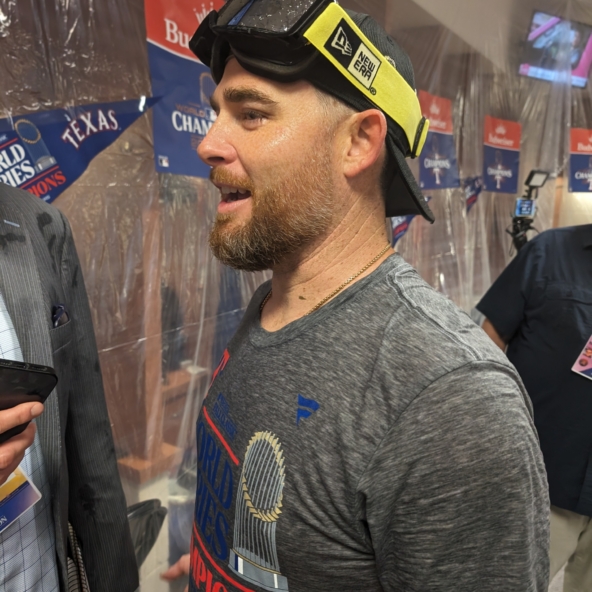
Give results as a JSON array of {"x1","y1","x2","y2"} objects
[{"x1": 197, "y1": 120, "x2": 237, "y2": 166}]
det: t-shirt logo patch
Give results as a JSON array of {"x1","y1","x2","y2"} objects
[
  {"x1": 296, "y1": 394, "x2": 320, "y2": 426},
  {"x1": 324, "y1": 19, "x2": 382, "y2": 92},
  {"x1": 331, "y1": 26, "x2": 353, "y2": 56}
]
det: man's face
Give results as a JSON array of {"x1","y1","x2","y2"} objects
[{"x1": 198, "y1": 59, "x2": 339, "y2": 271}]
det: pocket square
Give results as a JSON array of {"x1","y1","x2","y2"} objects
[{"x1": 52, "y1": 304, "x2": 70, "y2": 328}]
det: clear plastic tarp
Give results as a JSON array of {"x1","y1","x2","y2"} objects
[{"x1": 1, "y1": 0, "x2": 592, "y2": 589}]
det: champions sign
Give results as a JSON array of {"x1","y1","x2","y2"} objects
[
  {"x1": 483, "y1": 116, "x2": 521, "y2": 194},
  {"x1": 418, "y1": 92, "x2": 460, "y2": 190},
  {"x1": 0, "y1": 99, "x2": 155, "y2": 203},
  {"x1": 569, "y1": 128, "x2": 592, "y2": 192},
  {"x1": 145, "y1": 0, "x2": 223, "y2": 177}
]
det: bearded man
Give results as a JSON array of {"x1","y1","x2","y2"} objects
[{"x1": 162, "y1": 2, "x2": 549, "y2": 591}]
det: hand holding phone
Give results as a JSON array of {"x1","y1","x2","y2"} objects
[
  {"x1": 0, "y1": 403, "x2": 43, "y2": 487},
  {"x1": 0, "y1": 360, "x2": 57, "y2": 444}
]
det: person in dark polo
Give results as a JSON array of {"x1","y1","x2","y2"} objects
[{"x1": 476, "y1": 224, "x2": 592, "y2": 592}]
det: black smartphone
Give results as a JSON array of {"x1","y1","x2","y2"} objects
[{"x1": 0, "y1": 359, "x2": 58, "y2": 444}]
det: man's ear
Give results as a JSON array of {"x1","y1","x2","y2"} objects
[{"x1": 342, "y1": 109, "x2": 387, "y2": 180}]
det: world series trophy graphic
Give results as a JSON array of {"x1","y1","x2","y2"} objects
[
  {"x1": 229, "y1": 431, "x2": 289, "y2": 591},
  {"x1": 492, "y1": 149, "x2": 509, "y2": 190},
  {"x1": 429, "y1": 134, "x2": 443, "y2": 185},
  {"x1": 14, "y1": 119, "x2": 57, "y2": 173}
]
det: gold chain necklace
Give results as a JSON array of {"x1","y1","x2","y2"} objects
[{"x1": 260, "y1": 243, "x2": 392, "y2": 316}]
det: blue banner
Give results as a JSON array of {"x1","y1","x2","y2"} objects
[
  {"x1": 390, "y1": 197, "x2": 431, "y2": 246},
  {"x1": 482, "y1": 116, "x2": 522, "y2": 194},
  {"x1": 419, "y1": 131, "x2": 460, "y2": 190},
  {"x1": 0, "y1": 98, "x2": 156, "y2": 203},
  {"x1": 391, "y1": 214, "x2": 417, "y2": 246},
  {"x1": 463, "y1": 176, "x2": 483, "y2": 212},
  {"x1": 570, "y1": 154, "x2": 592, "y2": 192},
  {"x1": 418, "y1": 92, "x2": 460, "y2": 191},
  {"x1": 148, "y1": 43, "x2": 215, "y2": 177},
  {"x1": 569, "y1": 130, "x2": 592, "y2": 191},
  {"x1": 483, "y1": 146, "x2": 520, "y2": 194}
]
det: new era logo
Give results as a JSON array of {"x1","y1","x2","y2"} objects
[
  {"x1": 296, "y1": 394, "x2": 320, "y2": 426},
  {"x1": 349, "y1": 44, "x2": 380, "y2": 89},
  {"x1": 325, "y1": 19, "x2": 382, "y2": 92},
  {"x1": 331, "y1": 27, "x2": 352, "y2": 56}
]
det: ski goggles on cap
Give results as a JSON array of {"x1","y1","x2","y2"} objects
[{"x1": 190, "y1": 0, "x2": 429, "y2": 159}]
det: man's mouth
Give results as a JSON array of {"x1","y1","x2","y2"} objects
[{"x1": 219, "y1": 185, "x2": 252, "y2": 203}]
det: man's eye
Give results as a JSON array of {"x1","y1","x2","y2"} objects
[{"x1": 241, "y1": 110, "x2": 266, "y2": 125}]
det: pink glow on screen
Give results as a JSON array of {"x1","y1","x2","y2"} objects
[
  {"x1": 573, "y1": 34, "x2": 592, "y2": 78},
  {"x1": 528, "y1": 16, "x2": 561, "y2": 42}
]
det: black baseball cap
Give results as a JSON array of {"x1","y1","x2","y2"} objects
[{"x1": 305, "y1": 11, "x2": 434, "y2": 222}]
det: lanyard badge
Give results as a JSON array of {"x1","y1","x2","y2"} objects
[{"x1": 572, "y1": 334, "x2": 592, "y2": 381}]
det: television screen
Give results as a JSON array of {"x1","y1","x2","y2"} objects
[{"x1": 519, "y1": 11, "x2": 592, "y2": 88}]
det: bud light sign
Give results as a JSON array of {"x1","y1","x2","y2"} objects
[
  {"x1": 0, "y1": 98, "x2": 155, "y2": 203},
  {"x1": 145, "y1": 0, "x2": 223, "y2": 177},
  {"x1": 569, "y1": 128, "x2": 592, "y2": 192},
  {"x1": 483, "y1": 116, "x2": 521, "y2": 194},
  {"x1": 418, "y1": 92, "x2": 460, "y2": 191}
]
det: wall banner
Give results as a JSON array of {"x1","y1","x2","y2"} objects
[
  {"x1": 145, "y1": 0, "x2": 223, "y2": 178},
  {"x1": 569, "y1": 128, "x2": 592, "y2": 192},
  {"x1": 464, "y1": 176, "x2": 483, "y2": 212},
  {"x1": 390, "y1": 197, "x2": 431, "y2": 246},
  {"x1": 483, "y1": 116, "x2": 521, "y2": 194},
  {"x1": 418, "y1": 91, "x2": 460, "y2": 191},
  {"x1": 391, "y1": 214, "x2": 417, "y2": 246},
  {"x1": 0, "y1": 98, "x2": 156, "y2": 203}
]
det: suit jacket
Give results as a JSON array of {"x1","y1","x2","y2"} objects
[{"x1": 0, "y1": 183, "x2": 139, "y2": 592}]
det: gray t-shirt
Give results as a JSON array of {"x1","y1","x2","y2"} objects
[{"x1": 190, "y1": 254, "x2": 549, "y2": 592}]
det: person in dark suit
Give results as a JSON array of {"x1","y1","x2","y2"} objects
[{"x1": 0, "y1": 182, "x2": 138, "y2": 592}]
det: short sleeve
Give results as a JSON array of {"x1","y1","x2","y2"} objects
[
  {"x1": 357, "y1": 362, "x2": 550, "y2": 592},
  {"x1": 476, "y1": 240, "x2": 540, "y2": 342}
]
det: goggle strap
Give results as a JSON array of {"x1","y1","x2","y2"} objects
[
  {"x1": 412, "y1": 117, "x2": 429, "y2": 159},
  {"x1": 303, "y1": 3, "x2": 428, "y2": 155}
]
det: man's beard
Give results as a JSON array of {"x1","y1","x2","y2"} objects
[{"x1": 209, "y1": 153, "x2": 334, "y2": 272}]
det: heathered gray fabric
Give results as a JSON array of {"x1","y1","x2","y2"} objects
[{"x1": 193, "y1": 253, "x2": 550, "y2": 592}]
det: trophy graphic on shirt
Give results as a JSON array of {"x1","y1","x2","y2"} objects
[
  {"x1": 14, "y1": 119, "x2": 57, "y2": 173},
  {"x1": 229, "y1": 431, "x2": 289, "y2": 591}
]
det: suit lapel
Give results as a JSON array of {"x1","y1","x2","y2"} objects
[{"x1": 0, "y1": 201, "x2": 62, "y2": 498}]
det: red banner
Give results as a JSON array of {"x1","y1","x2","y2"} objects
[
  {"x1": 144, "y1": 0, "x2": 223, "y2": 61},
  {"x1": 571, "y1": 128, "x2": 592, "y2": 155},
  {"x1": 418, "y1": 91, "x2": 453, "y2": 135},
  {"x1": 483, "y1": 116, "x2": 521, "y2": 151}
]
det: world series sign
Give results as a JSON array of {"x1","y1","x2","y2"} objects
[
  {"x1": 0, "y1": 98, "x2": 156, "y2": 203},
  {"x1": 145, "y1": 0, "x2": 223, "y2": 178},
  {"x1": 483, "y1": 116, "x2": 521, "y2": 194},
  {"x1": 569, "y1": 128, "x2": 592, "y2": 192},
  {"x1": 418, "y1": 91, "x2": 460, "y2": 191}
]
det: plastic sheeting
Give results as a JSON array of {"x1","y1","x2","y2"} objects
[{"x1": 2, "y1": 0, "x2": 592, "y2": 590}]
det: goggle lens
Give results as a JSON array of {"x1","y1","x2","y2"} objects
[{"x1": 219, "y1": 0, "x2": 320, "y2": 34}]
